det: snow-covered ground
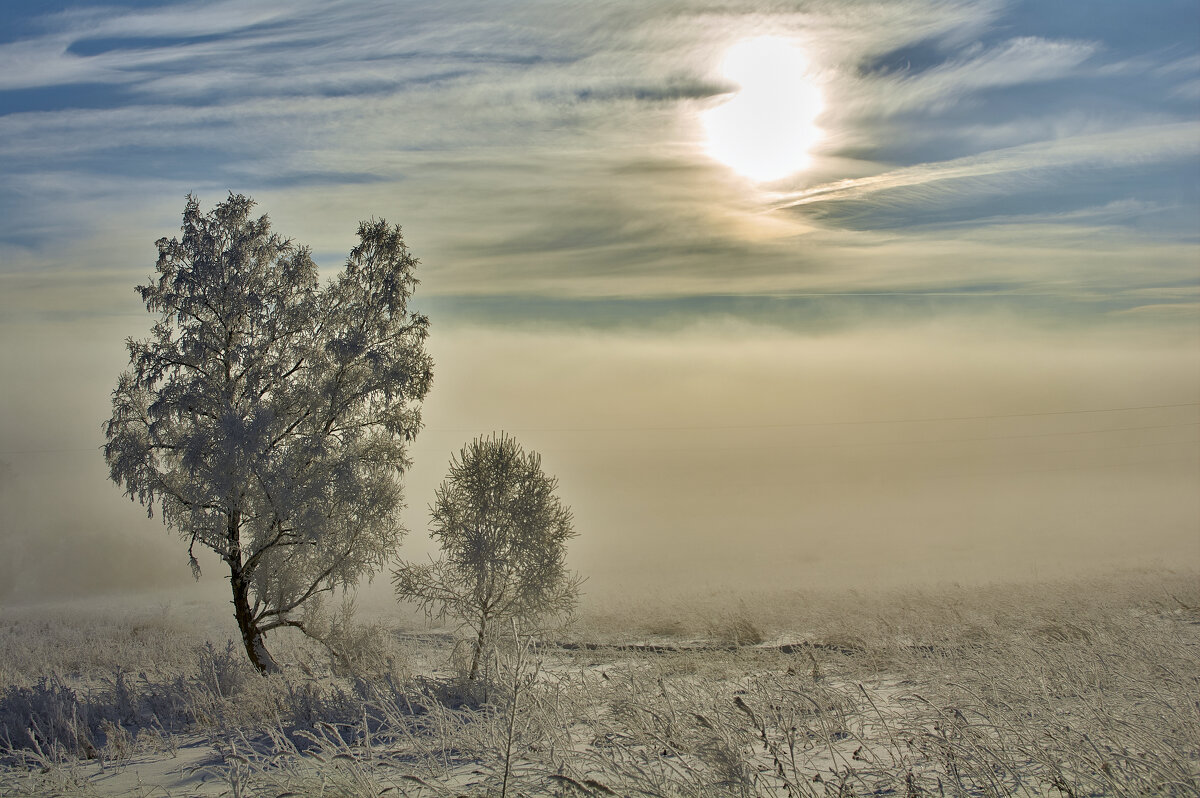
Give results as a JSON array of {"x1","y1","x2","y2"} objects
[{"x1": 1, "y1": 570, "x2": 1197, "y2": 796}]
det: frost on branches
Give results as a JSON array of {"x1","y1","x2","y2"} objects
[
  {"x1": 104, "y1": 194, "x2": 433, "y2": 674},
  {"x1": 394, "y1": 433, "x2": 581, "y2": 683}
]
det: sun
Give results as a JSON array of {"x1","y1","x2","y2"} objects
[{"x1": 702, "y1": 36, "x2": 824, "y2": 183}]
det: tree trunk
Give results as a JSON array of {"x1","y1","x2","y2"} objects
[
  {"x1": 469, "y1": 613, "x2": 489, "y2": 682},
  {"x1": 226, "y1": 510, "x2": 280, "y2": 675},
  {"x1": 230, "y1": 567, "x2": 280, "y2": 675}
]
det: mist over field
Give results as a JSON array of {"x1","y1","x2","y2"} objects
[
  {"x1": 2, "y1": 0, "x2": 1198, "y2": 607},
  {"x1": 2, "y1": 315, "x2": 1196, "y2": 603}
]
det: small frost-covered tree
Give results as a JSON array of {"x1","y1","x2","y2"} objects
[
  {"x1": 394, "y1": 433, "x2": 580, "y2": 681},
  {"x1": 104, "y1": 194, "x2": 432, "y2": 674}
]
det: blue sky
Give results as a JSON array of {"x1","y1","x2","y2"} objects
[
  {"x1": 0, "y1": 0, "x2": 1197, "y2": 598},
  {"x1": 1, "y1": 0, "x2": 1197, "y2": 322}
]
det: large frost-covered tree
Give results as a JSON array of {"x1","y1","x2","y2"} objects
[{"x1": 104, "y1": 194, "x2": 432, "y2": 674}]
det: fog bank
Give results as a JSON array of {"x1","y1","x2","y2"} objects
[{"x1": 1, "y1": 317, "x2": 1196, "y2": 602}]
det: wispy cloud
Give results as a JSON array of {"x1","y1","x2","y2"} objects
[
  {"x1": 0, "y1": 2, "x2": 294, "y2": 90},
  {"x1": 773, "y1": 121, "x2": 1200, "y2": 212},
  {"x1": 1, "y1": 0, "x2": 1197, "y2": 598},
  {"x1": 0, "y1": 0, "x2": 1196, "y2": 330},
  {"x1": 840, "y1": 36, "x2": 1100, "y2": 118}
]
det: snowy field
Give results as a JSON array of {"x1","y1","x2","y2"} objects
[{"x1": 1, "y1": 569, "x2": 1197, "y2": 797}]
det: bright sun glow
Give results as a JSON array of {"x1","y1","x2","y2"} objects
[{"x1": 703, "y1": 37, "x2": 824, "y2": 182}]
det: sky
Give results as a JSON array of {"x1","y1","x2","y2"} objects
[{"x1": 0, "y1": 0, "x2": 1197, "y2": 603}]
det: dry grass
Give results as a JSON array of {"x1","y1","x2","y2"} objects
[{"x1": 0, "y1": 568, "x2": 1196, "y2": 796}]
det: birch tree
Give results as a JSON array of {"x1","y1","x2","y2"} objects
[
  {"x1": 104, "y1": 193, "x2": 432, "y2": 673},
  {"x1": 393, "y1": 433, "x2": 579, "y2": 682}
]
